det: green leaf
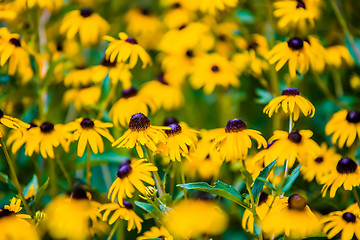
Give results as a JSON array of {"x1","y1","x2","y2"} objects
[
  {"x1": 256, "y1": 88, "x2": 275, "y2": 104},
  {"x1": 236, "y1": 10, "x2": 255, "y2": 24},
  {"x1": 23, "y1": 175, "x2": 38, "y2": 197},
  {"x1": 177, "y1": 181, "x2": 248, "y2": 209},
  {"x1": 239, "y1": 167, "x2": 253, "y2": 186},
  {"x1": 0, "y1": 172, "x2": 17, "y2": 193},
  {"x1": 33, "y1": 178, "x2": 49, "y2": 211},
  {"x1": 252, "y1": 160, "x2": 276, "y2": 204},
  {"x1": 158, "y1": 193, "x2": 172, "y2": 206},
  {"x1": 134, "y1": 201, "x2": 155, "y2": 213},
  {"x1": 281, "y1": 165, "x2": 301, "y2": 192}
]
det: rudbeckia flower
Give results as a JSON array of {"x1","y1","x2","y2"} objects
[
  {"x1": 162, "y1": 199, "x2": 228, "y2": 239},
  {"x1": 162, "y1": 1, "x2": 195, "y2": 29},
  {"x1": 64, "y1": 66, "x2": 93, "y2": 87},
  {"x1": 268, "y1": 130, "x2": 320, "y2": 168},
  {"x1": 322, "y1": 206, "x2": 360, "y2": 240},
  {"x1": 190, "y1": 53, "x2": 239, "y2": 94},
  {"x1": 0, "y1": 109, "x2": 30, "y2": 131},
  {"x1": 321, "y1": 157, "x2": 360, "y2": 198},
  {"x1": 263, "y1": 88, "x2": 315, "y2": 121},
  {"x1": 262, "y1": 194, "x2": 320, "y2": 239},
  {"x1": 99, "y1": 201, "x2": 143, "y2": 233},
  {"x1": 27, "y1": 0, "x2": 63, "y2": 11},
  {"x1": 66, "y1": 118, "x2": 114, "y2": 157},
  {"x1": 104, "y1": 32, "x2": 152, "y2": 69},
  {"x1": 63, "y1": 86, "x2": 101, "y2": 111},
  {"x1": 137, "y1": 226, "x2": 173, "y2": 240},
  {"x1": 212, "y1": 21, "x2": 240, "y2": 57},
  {"x1": 7, "y1": 122, "x2": 36, "y2": 153},
  {"x1": 325, "y1": 45, "x2": 354, "y2": 68},
  {"x1": 305, "y1": 36, "x2": 326, "y2": 73},
  {"x1": 273, "y1": 0, "x2": 322, "y2": 32},
  {"x1": 325, "y1": 110, "x2": 360, "y2": 148},
  {"x1": 212, "y1": 119, "x2": 267, "y2": 162},
  {"x1": 60, "y1": 8, "x2": 110, "y2": 46},
  {"x1": 194, "y1": 0, "x2": 238, "y2": 14},
  {"x1": 109, "y1": 88, "x2": 156, "y2": 127},
  {"x1": 232, "y1": 50, "x2": 269, "y2": 77},
  {"x1": 107, "y1": 159, "x2": 157, "y2": 204},
  {"x1": 3, "y1": 197, "x2": 31, "y2": 219}
]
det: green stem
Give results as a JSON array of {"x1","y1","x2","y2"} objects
[
  {"x1": 348, "y1": 139, "x2": 359, "y2": 159},
  {"x1": 48, "y1": 157, "x2": 57, "y2": 197},
  {"x1": 353, "y1": 188, "x2": 360, "y2": 209},
  {"x1": 178, "y1": 161, "x2": 187, "y2": 200},
  {"x1": 332, "y1": 69, "x2": 344, "y2": 97},
  {"x1": 145, "y1": 146, "x2": 165, "y2": 196},
  {"x1": 107, "y1": 220, "x2": 120, "y2": 240},
  {"x1": 54, "y1": 154, "x2": 72, "y2": 187},
  {"x1": 284, "y1": 114, "x2": 293, "y2": 179},
  {"x1": 0, "y1": 138, "x2": 32, "y2": 215},
  {"x1": 86, "y1": 145, "x2": 92, "y2": 187},
  {"x1": 97, "y1": 86, "x2": 117, "y2": 120}
]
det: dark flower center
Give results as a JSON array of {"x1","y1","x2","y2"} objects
[
  {"x1": 172, "y1": 3, "x2": 181, "y2": 8},
  {"x1": 80, "y1": 118, "x2": 94, "y2": 129},
  {"x1": 80, "y1": 8, "x2": 93, "y2": 17},
  {"x1": 0, "y1": 109, "x2": 3, "y2": 118},
  {"x1": 248, "y1": 42, "x2": 259, "y2": 50},
  {"x1": 28, "y1": 122, "x2": 37, "y2": 130},
  {"x1": 259, "y1": 192, "x2": 269, "y2": 205},
  {"x1": 40, "y1": 122, "x2": 54, "y2": 133},
  {"x1": 125, "y1": 37, "x2": 138, "y2": 44},
  {"x1": 122, "y1": 88, "x2": 137, "y2": 98},
  {"x1": 122, "y1": 200, "x2": 133, "y2": 209},
  {"x1": 56, "y1": 42, "x2": 63, "y2": 51},
  {"x1": 157, "y1": 236, "x2": 166, "y2": 240},
  {"x1": 282, "y1": 88, "x2": 300, "y2": 96},
  {"x1": 165, "y1": 123, "x2": 182, "y2": 136},
  {"x1": 9, "y1": 38, "x2": 21, "y2": 47},
  {"x1": 296, "y1": 0, "x2": 306, "y2": 9},
  {"x1": 186, "y1": 50, "x2": 194, "y2": 58},
  {"x1": 336, "y1": 158, "x2": 358, "y2": 174},
  {"x1": 129, "y1": 113, "x2": 151, "y2": 131},
  {"x1": 314, "y1": 157, "x2": 323, "y2": 163},
  {"x1": 225, "y1": 119, "x2": 247, "y2": 133},
  {"x1": 178, "y1": 24, "x2": 187, "y2": 30},
  {"x1": 287, "y1": 38, "x2": 304, "y2": 50},
  {"x1": 288, "y1": 131, "x2": 302, "y2": 143},
  {"x1": 117, "y1": 162, "x2": 132, "y2": 179},
  {"x1": 101, "y1": 58, "x2": 116, "y2": 67},
  {"x1": 70, "y1": 187, "x2": 89, "y2": 200},
  {"x1": 0, "y1": 209, "x2": 13, "y2": 218},
  {"x1": 218, "y1": 34, "x2": 227, "y2": 42},
  {"x1": 346, "y1": 111, "x2": 360, "y2": 123},
  {"x1": 141, "y1": 8, "x2": 150, "y2": 15},
  {"x1": 342, "y1": 212, "x2": 356, "y2": 223},
  {"x1": 267, "y1": 142, "x2": 274, "y2": 149},
  {"x1": 164, "y1": 117, "x2": 179, "y2": 126},
  {"x1": 288, "y1": 194, "x2": 306, "y2": 210},
  {"x1": 211, "y1": 65, "x2": 220, "y2": 72},
  {"x1": 157, "y1": 73, "x2": 168, "y2": 85}
]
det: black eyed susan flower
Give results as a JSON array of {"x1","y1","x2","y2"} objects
[
  {"x1": 107, "y1": 159, "x2": 157, "y2": 204},
  {"x1": 162, "y1": 1, "x2": 196, "y2": 29},
  {"x1": 163, "y1": 199, "x2": 228, "y2": 239},
  {"x1": 301, "y1": 143, "x2": 341, "y2": 183},
  {"x1": 268, "y1": 130, "x2": 320, "y2": 168},
  {"x1": 3, "y1": 197, "x2": 31, "y2": 219},
  {"x1": 262, "y1": 194, "x2": 320, "y2": 239},
  {"x1": 325, "y1": 110, "x2": 360, "y2": 148},
  {"x1": 66, "y1": 118, "x2": 114, "y2": 157},
  {"x1": 306, "y1": 36, "x2": 326, "y2": 73},
  {"x1": 263, "y1": 88, "x2": 315, "y2": 121},
  {"x1": 325, "y1": 45, "x2": 354, "y2": 68},
  {"x1": 137, "y1": 226, "x2": 173, "y2": 240},
  {"x1": 212, "y1": 119, "x2": 267, "y2": 162},
  {"x1": 64, "y1": 66, "x2": 93, "y2": 87},
  {"x1": 99, "y1": 201, "x2": 143, "y2": 233},
  {"x1": 27, "y1": 0, "x2": 63, "y2": 11},
  {"x1": 0, "y1": 109, "x2": 30, "y2": 131},
  {"x1": 322, "y1": 206, "x2": 360, "y2": 240},
  {"x1": 195, "y1": 0, "x2": 238, "y2": 14},
  {"x1": 104, "y1": 32, "x2": 152, "y2": 69},
  {"x1": 321, "y1": 157, "x2": 360, "y2": 198},
  {"x1": 60, "y1": 8, "x2": 110, "y2": 46},
  {"x1": 109, "y1": 89, "x2": 157, "y2": 127},
  {"x1": 7, "y1": 122, "x2": 36, "y2": 153},
  {"x1": 63, "y1": 86, "x2": 101, "y2": 111},
  {"x1": 190, "y1": 53, "x2": 239, "y2": 94},
  {"x1": 350, "y1": 74, "x2": 360, "y2": 91}
]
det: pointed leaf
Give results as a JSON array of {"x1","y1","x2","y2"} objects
[
  {"x1": 252, "y1": 160, "x2": 276, "y2": 204},
  {"x1": 33, "y1": 178, "x2": 49, "y2": 210},
  {"x1": 281, "y1": 165, "x2": 301, "y2": 192}
]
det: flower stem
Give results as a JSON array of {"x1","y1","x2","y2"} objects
[
  {"x1": 145, "y1": 146, "x2": 165, "y2": 196},
  {"x1": 107, "y1": 220, "x2": 120, "y2": 240},
  {"x1": 353, "y1": 188, "x2": 360, "y2": 209},
  {"x1": 48, "y1": 157, "x2": 57, "y2": 197},
  {"x1": 284, "y1": 114, "x2": 293, "y2": 179},
  {"x1": 86, "y1": 145, "x2": 92, "y2": 187},
  {"x1": 54, "y1": 154, "x2": 72, "y2": 187},
  {"x1": 0, "y1": 138, "x2": 32, "y2": 215},
  {"x1": 97, "y1": 85, "x2": 116, "y2": 120},
  {"x1": 178, "y1": 161, "x2": 187, "y2": 200}
]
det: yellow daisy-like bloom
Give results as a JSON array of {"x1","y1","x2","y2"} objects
[
  {"x1": 190, "y1": 53, "x2": 239, "y2": 94},
  {"x1": 263, "y1": 88, "x2": 315, "y2": 121},
  {"x1": 301, "y1": 143, "x2": 341, "y2": 183},
  {"x1": 7, "y1": 123, "x2": 37, "y2": 153},
  {"x1": 194, "y1": 0, "x2": 238, "y2": 14},
  {"x1": 321, "y1": 157, "x2": 360, "y2": 198},
  {"x1": 64, "y1": 66, "x2": 93, "y2": 87},
  {"x1": 137, "y1": 226, "x2": 173, "y2": 240},
  {"x1": 109, "y1": 88, "x2": 156, "y2": 127},
  {"x1": 112, "y1": 113, "x2": 168, "y2": 158},
  {"x1": 66, "y1": 118, "x2": 114, "y2": 157},
  {"x1": 139, "y1": 74, "x2": 184, "y2": 111},
  {"x1": 0, "y1": 109, "x2": 30, "y2": 131},
  {"x1": 322, "y1": 206, "x2": 360, "y2": 240},
  {"x1": 273, "y1": 0, "x2": 322, "y2": 32},
  {"x1": 268, "y1": 130, "x2": 319, "y2": 168},
  {"x1": 262, "y1": 194, "x2": 320, "y2": 239},
  {"x1": 232, "y1": 50, "x2": 269, "y2": 77},
  {"x1": 104, "y1": 32, "x2": 152, "y2": 69},
  {"x1": 91, "y1": 58, "x2": 132, "y2": 88},
  {"x1": 162, "y1": 1, "x2": 195, "y2": 29},
  {"x1": 325, "y1": 45, "x2": 354, "y2": 68},
  {"x1": 306, "y1": 36, "x2": 326, "y2": 73},
  {"x1": 63, "y1": 86, "x2": 101, "y2": 111},
  {"x1": 325, "y1": 110, "x2": 360, "y2": 148},
  {"x1": 157, "y1": 121, "x2": 198, "y2": 162},
  {"x1": 212, "y1": 119, "x2": 267, "y2": 162},
  {"x1": 245, "y1": 143, "x2": 276, "y2": 181},
  {"x1": 24, "y1": 184, "x2": 37, "y2": 200},
  {"x1": 26, "y1": 0, "x2": 63, "y2": 11},
  {"x1": 3, "y1": 197, "x2": 31, "y2": 219},
  {"x1": 99, "y1": 201, "x2": 143, "y2": 233},
  {"x1": 163, "y1": 199, "x2": 228, "y2": 239},
  {"x1": 107, "y1": 158, "x2": 157, "y2": 204},
  {"x1": 25, "y1": 122, "x2": 71, "y2": 159},
  {"x1": 350, "y1": 74, "x2": 360, "y2": 91},
  {"x1": 60, "y1": 8, "x2": 110, "y2": 46}
]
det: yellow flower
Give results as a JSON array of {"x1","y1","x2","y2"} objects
[
  {"x1": 162, "y1": 199, "x2": 228, "y2": 239},
  {"x1": 66, "y1": 118, "x2": 114, "y2": 157},
  {"x1": 325, "y1": 45, "x2": 354, "y2": 68},
  {"x1": 139, "y1": 74, "x2": 184, "y2": 111},
  {"x1": 322, "y1": 206, "x2": 360, "y2": 240},
  {"x1": 212, "y1": 119, "x2": 267, "y2": 162},
  {"x1": 301, "y1": 143, "x2": 341, "y2": 183},
  {"x1": 325, "y1": 110, "x2": 360, "y2": 148},
  {"x1": 99, "y1": 201, "x2": 143, "y2": 233},
  {"x1": 63, "y1": 86, "x2": 101, "y2": 111},
  {"x1": 60, "y1": 8, "x2": 110, "y2": 46},
  {"x1": 7, "y1": 123, "x2": 37, "y2": 153},
  {"x1": 137, "y1": 226, "x2": 173, "y2": 240},
  {"x1": 212, "y1": 21, "x2": 240, "y2": 57},
  {"x1": 245, "y1": 145, "x2": 276, "y2": 181},
  {"x1": 0, "y1": 109, "x2": 30, "y2": 130},
  {"x1": 104, "y1": 32, "x2": 152, "y2": 69},
  {"x1": 109, "y1": 88, "x2": 157, "y2": 127},
  {"x1": 263, "y1": 88, "x2": 315, "y2": 121},
  {"x1": 262, "y1": 194, "x2": 320, "y2": 239},
  {"x1": 306, "y1": 36, "x2": 326, "y2": 73},
  {"x1": 162, "y1": 1, "x2": 195, "y2": 29},
  {"x1": 268, "y1": 130, "x2": 320, "y2": 168},
  {"x1": 321, "y1": 157, "x2": 360, "y2": 198},
  {"x1": 64, "y1": 66, "x2": 93, "y2": 87},
  {"x1": 194, "y1": 0, "x2": 238, "y2": 14},
  {"x1": 27, "y1": 0, "x2": 63, "y2": 11},
  {"x1": 3, "y1": 197, "x2": 31, "y2": 219},
  {"x1": 232, "y1": 50, "x2": 269, "y2": 77},
  {"x1": 24, "y1": 184, "x2": 37, "y2": 200},
  {"x1": 350, "y1": 74, "x2": 360, "y2": 91},
  {"x1": 107, "y1": 159, "x2": 157, "y2": 204},
  {"x1": 190, "y1": 53, "x2": 239, "y2": 94}
]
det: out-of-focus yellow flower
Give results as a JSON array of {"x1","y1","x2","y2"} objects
[
  {"x1": 0, "y1": 109, "x2": 30, "y2": 131},
  {"x1": 306, "y1": 36, "x2": 326, "y2": 73},
  {"x1": 3, "y1": 197, "x2": 31, "y2": 219},
  {"x1": 192, "y1": 0, "x2": 238, "y2": 15},
  {"x1": 162, "y1": 1, "x2": 196, "y2": 29},
  {"x1": 325, "y1": 45, "x2": 354, "y2": 68},
  {"x1": 26, "y1": 0, "x2": 63, "y2": 11},
  {"x1": 24, "y1": 184, "x2": 37, "y2": 199},
  {"x1": 63, "y1": 86, "x2": 101, "y2": 111},
  {"x1": 137, "y1": 226, "x2": 173, "y2": 240},
  {"x1": 350, "y1": 74, "x2": 360, "y2": 91},
  {"x1": 64, "y1": 66, "x2": 93, "y2": 87}
]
